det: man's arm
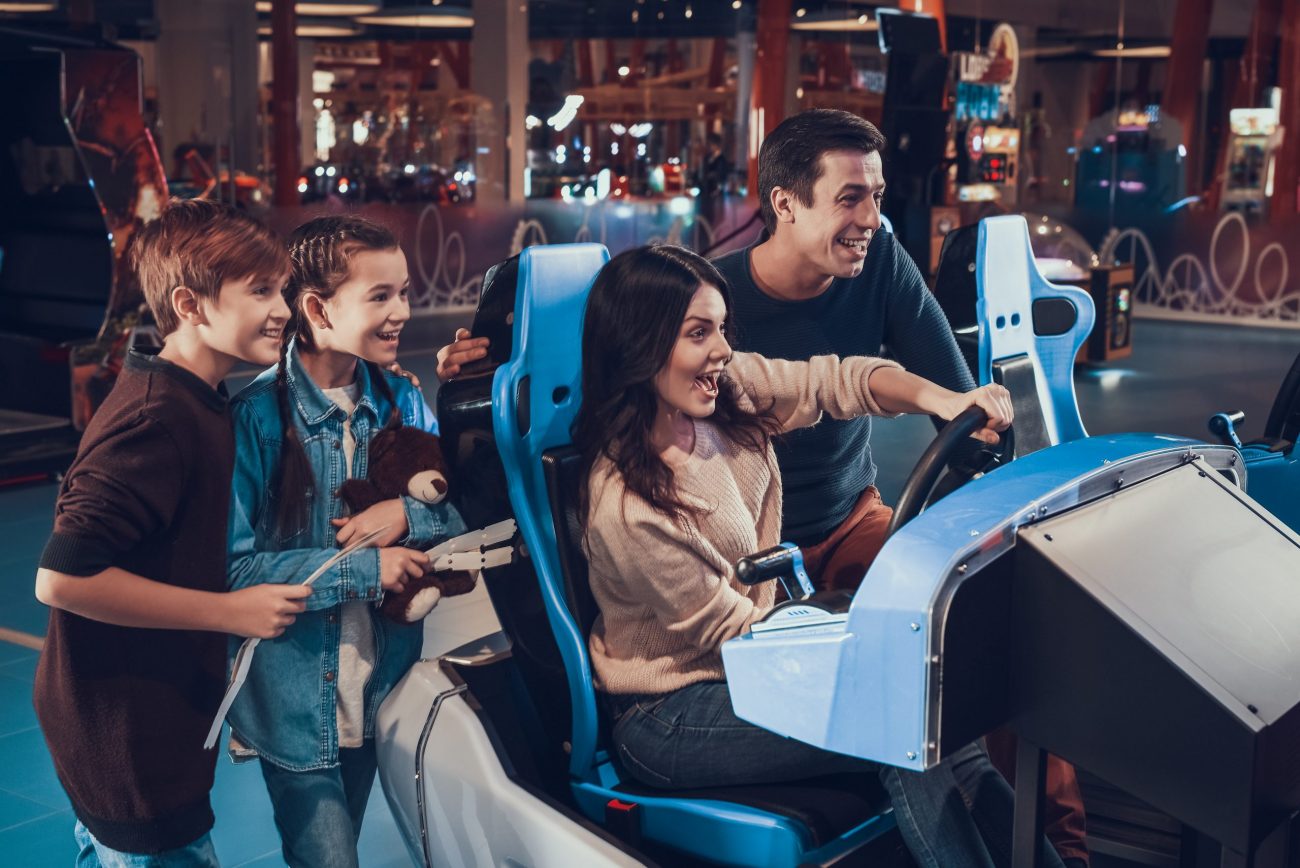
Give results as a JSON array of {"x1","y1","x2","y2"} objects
[{"x1": 881, "y1": 238, "x2": 977, "y2": 395}]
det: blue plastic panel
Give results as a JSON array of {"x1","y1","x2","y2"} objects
[
  {"x1": 1243, "y1": 447, "x2": 1300, "y2": 533},
  {"x1": 724, "y1": 434, "x2": 1241, "y2": 771},
  {"x1": 491, "y1": 243, "x2": 609, "y2": 778},
  {"x1": 975, "y1": 215, "x2": 1095, "y2": 445}
]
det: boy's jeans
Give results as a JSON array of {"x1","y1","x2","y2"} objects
[
  {"x1": 610, "y1": 681, "x2": 1066, "y2": 868},
  {"x1": 74, "y1": 822, "x2": 219, "y2": 868},
  {"x1": 257, "y1": 741, "x2": 378, "y2": 868}
]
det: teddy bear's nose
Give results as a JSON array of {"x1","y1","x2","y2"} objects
[{"x1": 407, "y1": 470, "x2": 448, "y2": 504}]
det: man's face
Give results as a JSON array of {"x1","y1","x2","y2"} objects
[
  {"x1": 780, "y1": 149, "x2": 885, "y2": 281},
  {"x1": 201, "y1": 272, "x2": 290, "y2": 368}
]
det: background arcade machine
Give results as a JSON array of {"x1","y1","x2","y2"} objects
[
  {"x1": 876, "y1": 8, "x2": 950, "y2": 278},
  {"x1": 1219, "y1": 106, "x2": 1280, "y2": 217},
  {"x1": 0, "y1": 29, "x2": 168, "y2": 481}
]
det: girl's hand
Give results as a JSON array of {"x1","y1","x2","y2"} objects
[
  {"x1": 387, "y1": 363, "x2": 421, "y2": 389},
  {"x1": 379, "y1": 547, "x2": 430, "y2": 594},
  {"x1": 941, "y1": 384, "x2": 1014, "y2": 445},
  {"x1": 332, "y1": 498, "x2": 409, "y2": 548}
]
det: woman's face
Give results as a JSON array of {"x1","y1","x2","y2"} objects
[{"x1": 653, "y1": 283, "x2": 732, "y2": 419}]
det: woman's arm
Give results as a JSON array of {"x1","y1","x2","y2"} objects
[
  {"x1": 866, "y1": 368, "x2": 1013, "y2": 445},
  {"x1": 727, "y1": 352, "x2": 902, "y2": 432}
]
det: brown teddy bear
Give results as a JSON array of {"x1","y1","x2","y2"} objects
[{"x1": 336, "y1": 425, "x2": 477, "y2": 624}]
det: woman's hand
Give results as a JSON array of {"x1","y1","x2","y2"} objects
[
  {"x1": 379, "y1": 547, "x2": 430, "y2": 594},
  {"x1": 332, "y1": 498, "x2": 409, "y2": 548},
  {"x1": 940, "y1": 384, "x2": 1014, "y2": 445}
]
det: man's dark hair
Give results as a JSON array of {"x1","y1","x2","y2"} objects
[{"x1": 757, "y1": 109, "x2": 886, "y2": 233}]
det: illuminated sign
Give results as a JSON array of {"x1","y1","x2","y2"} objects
[{"x1": 1229, "y1": 108, "x2": 1278, "y2": 137}]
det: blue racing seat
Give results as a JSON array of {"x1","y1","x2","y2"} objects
[
  {"x1": 975, "y1": 215, "x2": 1095, "y2": 455},
  {"x1": 491, "y1": 243, "x2": 898, "y2": 867}
]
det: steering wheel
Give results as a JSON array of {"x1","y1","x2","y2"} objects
[{"x1": 885, "y1": 407, "x2": 1012, "y2": 539}]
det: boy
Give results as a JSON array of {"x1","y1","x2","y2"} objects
[{"x1": 34, "y1": 199, "x2": 313, "y2": 866}]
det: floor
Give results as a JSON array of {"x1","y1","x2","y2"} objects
[{"x1": 0, "y1": 315, "x2": 1295, "y2": 866}]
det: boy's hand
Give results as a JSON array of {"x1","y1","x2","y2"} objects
[
  {"x1": 435, "y1": 328, "x2": 490, "y2": 381},
  {"x1": 380, "y1": 547, "x2": 430, "y2": 594},
  {"x1": 225, "y1": 584, "x2": 312, "y2": 639},
  {"x1": 386, "y1": 363, "x2": 421, "y2": 389},
  {"x1": 332, "y1": 499, "x2": 408, "y2": 548},
  {"x1": 942, "y1": 384, "x2": 1014, "y2": 445}
]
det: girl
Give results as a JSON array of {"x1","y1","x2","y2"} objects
[
  {"x1": 226, "y1": 216, "x2": 466, "y2": 868},
  {"x1": 574, "y1": 245, "x2": 1061, "y2": 868}
]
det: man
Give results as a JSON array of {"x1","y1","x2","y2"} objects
[{"x1": 436, "y1": 108, "x2": 1088, "y2": 868}]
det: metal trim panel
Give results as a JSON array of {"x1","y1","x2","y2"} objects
[{"x1": 724, "y1": 435, "x2": 1242, "y2": 770}]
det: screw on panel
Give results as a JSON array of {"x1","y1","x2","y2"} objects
[
  {"x1": 1248, "y1": 704, "x2": 1259, "y2": 715},
  {"x1": 1044, "y1": 534, "x2": 1054, "y2": 542},
  {"x1": 969, "y1": 529, "x2": 980, "y2": 537},
  {"x1": 956, "y1": 564, "x2": 968, "y2": 574},
  {"x1": 906, "y1": 751, "x2": 917, "y2": 760},
  {"x1": 1039, "y1": 506, "x2": 1048, "y2": 515},
  {"x1": 909, "y1": 622, "x2": 921, "y2": 632},
  {"x1": 1116, "y1": 477, "x2": 1125, "y2": 488}
]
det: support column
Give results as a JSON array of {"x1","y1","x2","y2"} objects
[
  {"x1": 1272, "y1": 0, "x2": 1300, "y2": 220},
  {"x1": 748, "y1": 0, "x2": 792, "y2": 197},
  {"x1": 155, "y1": 0, "x2": 260, "y2": 179},
  {"x1": 472, "y1": 0, "x2": 528, "y2": 205},
  {"x1": 1161, "y1": 0, "x2": 1214, "y2": 177},
  {"x1": 269, "y1": 0, "x2": 299, "y2": 205},
  {"x1": 734, "y1": 29, "x2": 755, "y2": 190}
]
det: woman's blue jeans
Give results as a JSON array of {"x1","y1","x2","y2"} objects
[{"x1": 609, "y1": 681, "x2": 1065, "y2": 868}]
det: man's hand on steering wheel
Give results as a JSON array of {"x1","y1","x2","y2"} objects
[{"x1": 939, "y1": 384, "x2": 1014, "y2": 446}]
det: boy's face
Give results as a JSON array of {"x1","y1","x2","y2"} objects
[
  {"x1": 777, "y1": 149, "x2": 885, "y2": 281},
  {"x1": 316, "y1": 247, "x2": 411, "y2": 367},
  {"x1": 199, "y1": 272, "x2": 291, "y2": 368}
]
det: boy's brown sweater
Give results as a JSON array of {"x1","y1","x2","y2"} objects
[{"x1": 34, "y1": 349, "x2": 233, "y2": 854}]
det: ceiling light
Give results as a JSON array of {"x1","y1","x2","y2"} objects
[
  {"x1": 1093, "y1": 45, "x2": 1171, "y2": 58},
  {"x1": 254, "y1": 1, "x2": 378, "y2": 14},
  {"x1": 732, "y1": 0, "x2": 741, "y2": 7},
  {"x1": 790, "y1": 10, "x2": 879, "y2": 31},
  {"x1": 354, "y1": 6, "x2": 472, "y2": 27},
  {"x1": 0, "y1": 1, "x2": 57, "y2": 10},
  {"x1": 258, "y1": 18, "x2": 361, "y2": 37}
]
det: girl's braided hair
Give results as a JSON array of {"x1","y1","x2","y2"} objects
[{"x1": 273, "y1": 215, "x2": 405, "y2": 536}]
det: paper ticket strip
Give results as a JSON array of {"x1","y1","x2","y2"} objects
[{"x1": 203, "y1": 518, "x2": 518, "y2": 749}]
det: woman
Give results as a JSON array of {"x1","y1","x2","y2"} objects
[{"x1": 572, "y1": 244, "x2": 1058, "y2": 868}]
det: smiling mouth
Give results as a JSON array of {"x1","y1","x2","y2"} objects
[
  {"x1": 376, "y1": 329, "x2": 402, "y2": 343},
  {"x1": 259, "y1": 327, "x2": 283, "y2": 339},
  {"x1": 693, "y1": 370, "x2": 721, "y2": 399},
  {"x1": 836, "y1": 237, "x2": 870, "y2": 255}
]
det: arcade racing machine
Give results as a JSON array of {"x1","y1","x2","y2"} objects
[
  {"x1": 378, "y1": 222, "x2": 1300, "y2": 867},
  {"x1": 724, "y1": 218, "x2": 1300, "y2": 868},
  {"x1": 0, "y1": 29, "x2": 167, "y2": 481}
]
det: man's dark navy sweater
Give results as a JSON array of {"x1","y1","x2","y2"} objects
[{"x1": 713, "y1": 233, "x2": 974, "y2": 545}]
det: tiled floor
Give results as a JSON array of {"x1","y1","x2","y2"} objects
[{"x1": 0, "y1": 317, "x2": 1296, "y2": 865}]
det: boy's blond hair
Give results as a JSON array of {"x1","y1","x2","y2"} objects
[{"x1": 130, "y1": 199, "x2": 289, "y2": 336}]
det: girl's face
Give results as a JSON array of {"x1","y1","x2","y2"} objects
[
  {"x1": 653, "y1": 283, "x2": 731, "y2": 419},
  {"x1": 311, "y1": 247, "x2": 411, "y2": 365}
]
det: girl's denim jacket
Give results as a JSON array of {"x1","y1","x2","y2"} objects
[{"x1": 226, "y1": 345, "x2": 466, "y2": 771}]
